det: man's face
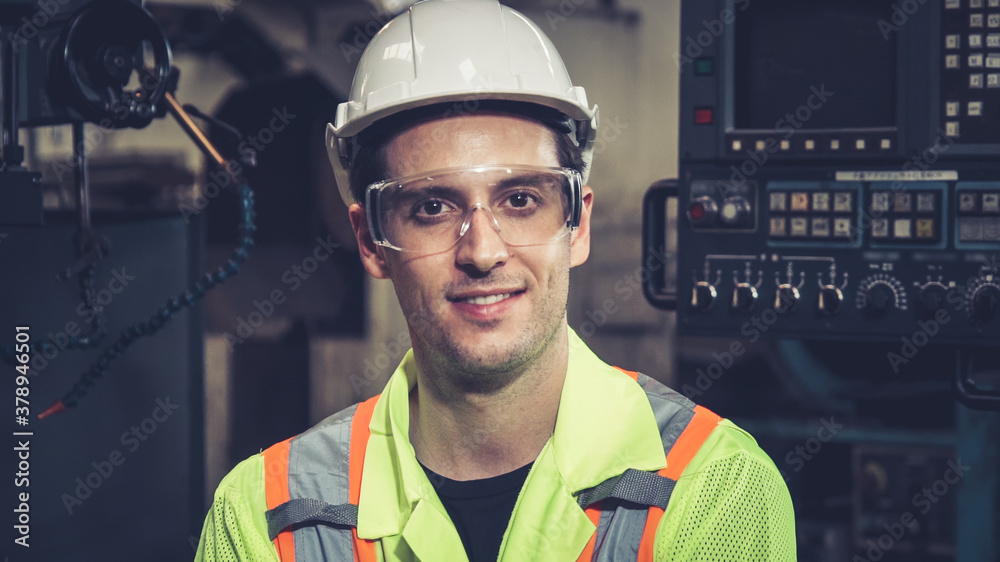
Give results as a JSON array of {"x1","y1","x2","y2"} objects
[{"x1": 349, "y1": 113, "x2": 593, "y2": 393}]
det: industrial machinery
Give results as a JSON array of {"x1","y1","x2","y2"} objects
[
  {"x1": 1, "y1": 1, "x2": 255, "y2": 558},
  {"x1": 645, "y1": 1, "x2": 1000, "y2": 560}
]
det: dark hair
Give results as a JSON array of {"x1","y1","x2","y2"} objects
[{"x1": 347, "y1": 104, "x2": 586, "y2": 204}]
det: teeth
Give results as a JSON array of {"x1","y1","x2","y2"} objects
[{"x1": 462, "y1": 293, "x2": 513, "y2": 305}]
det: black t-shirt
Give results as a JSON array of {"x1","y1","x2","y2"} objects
[{"x1": 419, "y1": 461, "x2": 533, "y2": 562}]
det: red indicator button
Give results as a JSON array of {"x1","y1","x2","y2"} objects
[
  {"x1": 689, "y1": 201, "x2": 706, "y2": 220},
  {"x1": 694, "y1": 107, "x2": 713, "y2": 125}
]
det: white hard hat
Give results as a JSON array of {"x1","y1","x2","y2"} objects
[{"x1": 326, "y1": 0, "x2": 599, "y2": 205}]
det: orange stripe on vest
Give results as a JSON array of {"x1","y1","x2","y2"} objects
[
  {"x1": 637, "y1": 405, "x2": 721, "y2": 561},
  {"x1": 350, "y1": 396, "x2": 380, "y2": 562},
  {"x1": 263, "y1": 438, "x2": 295, "y2": 561}
]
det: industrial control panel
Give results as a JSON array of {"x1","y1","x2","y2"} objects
[{"x1": 649, "y1": 0, "x2": 1000, "y2": 345}]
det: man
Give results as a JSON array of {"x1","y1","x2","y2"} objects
[{"x1": 195, "y1": 1, "x2": 796, "y2": 560}]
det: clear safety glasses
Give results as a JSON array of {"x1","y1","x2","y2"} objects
[{"x1": 365, "y1": 165, "x2": 583, "y2": 254}]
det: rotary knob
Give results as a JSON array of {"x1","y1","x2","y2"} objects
[
  {"x1": 857, "y1": 275, "x2": 905, "y2": 319},
  {"x1": 731, "y1": 283, "x2": 758, "y2": 313},
  {"x1": 969, "y1": 282, "x2": 1000, "y2": 324},
  {"x1": 863, "y1": 281, "x2": 897, "y2": 318},
  {"x1": 691, "y1": 281, "x2": 717, "y2": 311},
  {"x1": 916, "y1": 282, "x2": 949, "y2": 321},
  {"x1": 774, "y1": 284, "x2": 800, "y2": 314},
  {"x1": 818, "y1": 285, "x2": 843, "y2": 315}
]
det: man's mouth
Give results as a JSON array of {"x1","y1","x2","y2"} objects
[
  {"x1": 448, "y1": 289, "x2": 525, "y2": 306},
  {"x1": 456, "y1": 292, "x2": 515, "y2": 305}
]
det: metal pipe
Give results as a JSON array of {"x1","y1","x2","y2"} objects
[{"x1": 163, "y1": 91, "x2": 227, "y2": 167}]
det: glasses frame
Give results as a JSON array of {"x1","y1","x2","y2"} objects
[{"x1": 364, "y1": 165, "x2": 583, "y2": 253}]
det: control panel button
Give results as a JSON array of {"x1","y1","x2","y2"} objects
[
  {"x1": 969, "y1": 53, "x2": 984, "y2": 68},
  {"x1": 834, "y1": 192, "x2": 853, "y2": 212},
  {"x1": 790, "y1": 217, "x2": 808, "y2": 237},
  {"x1": 834, "y1": 218, "x2": 853, "y2": 238},
  {"x1": 988, "y1": 33, "x2": 1000, "y2": 47},
  {"x1": 872, "y1": 218, "x2": 890, "y2": 238},
  {"x1": 960, "y1": 217, "x2": 984, "y2": 241},
  {"x1": 947, "y1": 34, "x2": 961, "y2": 48},
  {"x1": 917, "y1": 193, "x2": 936, "y2": 212},
  {"x1": 719, "y1": 197, "x2": 751, "y2": 226},
  {"x1": 894, "y1": 193, "x2": 912, "y2": 212},
  {"x1": 805, "y1": 139, "x2": 816, "y2": 151},
  {"x1": 769, "y1": 192, "x2": 787, "y2": 211},
  {"x1": 872, "y1": 192, "x2": 891, "y2": 212},
  {"x1": 790, "y1": 192, "x2": 810, "y2": 211},
  {"x1": 971, "y1": 13, "x2": 984, "y2": 27},
  {"x1": 970, "y1": 73, "x2": 984, "y2": 88},
  {"x1": 893, "y1": 218, "x2": 912, "y2": 238},
  {"x1": 968, "y1": 100, "x2": 984, "y2": 116},
  {"x1": 986, "y1": 218, "x2": 1000, "y2": 241},
  {"x1": 959, "y1": 192, "x2": 978, "y2": 212},
  {"x1": 946, "y1": 101, "x2": 960, "y2": 116},
  {"x1": 687, "y1": 196, "x2": 719, "y2": 225},
  {"x1": 916, "y1": 218, "x2": 935, "y2": 239},
  {"x1": 811, "y1": 217, "x2": 830, "y2": 237},
  {"x1": 769, "y1": 217, "x2": 787, "y2": 237},
  {"x1": 946, "y1": 121, "x2": 961, "y2": 136},
  {"x1": 989, "y1": 13, "x2": 1000, "y2": 27},
  {"x1": 987, "y1": 54, "x2": 1000, "y2": 68},
  {"x1": 812, "y1": 192, "x2": 830, "y2": 212},
  {"x1": 970, "y1": 34, "x2": 984, "y2": 48},
  {"x1": 989, "y1": 73, "x2": 1000, "y2": 87},
  {"x1": 984, "y1": 192, "x2": 1000, "y2": 212}
]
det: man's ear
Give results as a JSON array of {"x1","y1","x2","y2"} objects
[
  {"x1": 570, "y1": 185, "x2": 593, "y2": 267},
  {"x1": 349, "y1": 203, "x2": 392, "y2": 279}
]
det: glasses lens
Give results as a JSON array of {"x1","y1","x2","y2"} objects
[{"x1": 373, "y1": 167, "x2": 575, "y2": 253}]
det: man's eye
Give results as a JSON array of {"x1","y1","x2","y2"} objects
[
  {"x1": 413, "y1": 199, "x2": 452, "y2": 218},
  {"x1": 507, "y1": 192, "x2": 536, "y2": 208}
]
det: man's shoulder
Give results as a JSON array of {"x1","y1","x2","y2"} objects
[
  {"x1": 213, "y1": 399, "x2": 370, "y2": 500},
  {"x1": 621, "y1": 369, "x2": 775, "y2": 467}
]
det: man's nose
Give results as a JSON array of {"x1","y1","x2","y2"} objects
[{"x1": 455, "y1": 206, "x2": 509, "y2": 272}]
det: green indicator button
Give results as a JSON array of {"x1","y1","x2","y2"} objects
[{"x1": 694, "y1": 58, "x2": 714, "y2": 76}]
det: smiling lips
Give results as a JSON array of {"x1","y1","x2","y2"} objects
[{"x1": 448, "y1": 289, "x2": 525, "y2": 306}]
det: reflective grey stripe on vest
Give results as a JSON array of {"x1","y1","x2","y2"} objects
[
  {"x1": 586, "y1": 372, "x2": 698, "y2": 562},
  {"x1": 264, "y1": 403, "x2": 359, "y2": 560}
]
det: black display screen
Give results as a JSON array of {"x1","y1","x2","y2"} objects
[{"x1": 734, "y1": 0, "x2": 897, "y2": 130}]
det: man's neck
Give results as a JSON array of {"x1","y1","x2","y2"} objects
[{"x1": 408, "y1": 327, "x2": 569, "y2": 481}]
